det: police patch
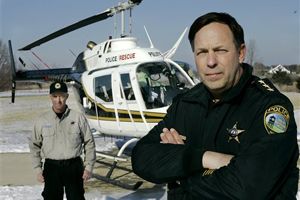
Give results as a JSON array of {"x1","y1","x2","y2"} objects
[{"x1": 264, "y1": 105, "x2": 289, "y2": 134}]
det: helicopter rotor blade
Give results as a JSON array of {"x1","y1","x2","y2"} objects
[
  {"x1": 19, "y1": 0, "x2": 143, "y2": 51},
  {"x1": 19, "y1": 10, "x2": 111, "y2": 51}
]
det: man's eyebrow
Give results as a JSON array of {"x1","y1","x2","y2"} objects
[
  {"x1": 196, "y1": 45, "x2": 226, "y2": 51},
  {"x1": 195, "y1": 47, "x2": 208, "y2": 52},
  {"x1": 212, "y1": 45, "x2": 226, "y2": 50}
]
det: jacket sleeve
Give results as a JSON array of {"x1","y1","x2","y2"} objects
[
  {"x1": 186, "y1": 99, "x2": 299, "y2": 199},
  {"x1": 29, "y1": 122, "x2": 43, "y2": 174},
  {"x1": 79, "y1": 114, "x2": 96, "y2": 172},
  {"x1": 132, "y1": 99, "x2": 206, "y2": 184}
]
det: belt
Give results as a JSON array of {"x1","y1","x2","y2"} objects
[{"x1": 45, "y1": 157, "x2": 81, "y2": 166}]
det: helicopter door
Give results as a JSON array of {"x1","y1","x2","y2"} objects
[
  {"x1": 92, "y1": 70, "x2": 150, "y2": 135},
  {"x1": 112, "y1": 69, "x2": 151, "y2": 135},
  {"x1": 111, "y1": 70, "x2": 139, "y2": 133},
  {"x1": 121, "y1": 74, "x2": 135, "y2": 100}
]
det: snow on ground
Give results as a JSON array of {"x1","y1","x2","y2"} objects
[
  {"x1": 0, "y1": 89, "x2": 118, "y2": 153},
  {"x1": 0, "y1": 185, "x2": 167, "y2": 200},
  {"x1": 0, "y1": 90, "x2": 299, "y2": 199},
  {"x1": 0, "y1": 130, "x2": 117, "y2": 153}
]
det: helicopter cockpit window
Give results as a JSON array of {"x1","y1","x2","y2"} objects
[
  {"x1": 120, "y1": 73, "x2": 135, "y2": 100},
  {"x1": 136, "y1": 62, "x2": 193, "y2": 109},
  {"x1": 71, "y1": 52, "x2": 86, "y2": 73},
  {"x1": 103, "y1": 41, "x2": 111, "y2": 53},
  {"x1": 95, "y1": 75, "x2": 113, "y2": 102}
]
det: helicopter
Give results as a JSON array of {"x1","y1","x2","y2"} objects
[{"x1": 9, "y1": 0, "x2": 196, "y2": 189}]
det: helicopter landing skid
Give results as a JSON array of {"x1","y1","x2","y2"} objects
[{"x1": 93, "y1": 138, "x2": 143, "y2": 190}]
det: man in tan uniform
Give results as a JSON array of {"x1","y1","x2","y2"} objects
[{"x1": 29, "y1": 81, "x2": 96, "y2": 200}]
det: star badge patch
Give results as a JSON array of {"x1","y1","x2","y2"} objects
[{"x1": 227, "y1": 122, "x2": 245, "y2": 143}]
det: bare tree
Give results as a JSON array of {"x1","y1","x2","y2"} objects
[
  {"x1": 246, "y1": 39, "x2": 256, "y2": 66},
  {"x1": 253, "y1": 62, "x2": 266, "y2": 77},
  {"x1": 0, "y1": 39, "x2": 12, "y2": 91}
]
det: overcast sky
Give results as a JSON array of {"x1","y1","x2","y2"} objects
[{"x1": 1, "y1": 0, "x2": 299, "y2": 70}]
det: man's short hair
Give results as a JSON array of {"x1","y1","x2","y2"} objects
[
  {"x1": 49, "y1": 81, "x2": 68, "y2": 94},
  {"x1": 188, "y1": 12, "x2": 245, "y2": 51}
]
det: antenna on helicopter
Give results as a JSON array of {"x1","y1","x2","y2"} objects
[
  {"x1": 129, "y1": 8, "x2": 133, "y2": 35},
  {"x1": 120, "y1": 3, "x2": 126, "y2": 37},
  {"x1": 163, "y1": 27, "x2": 188, "y2": 59},
  {"x1": 144, "y1": 26, "x2": 154, "y2": 48}
]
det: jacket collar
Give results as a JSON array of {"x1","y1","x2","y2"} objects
[
  {"x1": 182, "y1": 63, "x2": 253, "y2": 104},
  {"x1": 50, "y1": 105, "x2": 70, "y2": 120}
]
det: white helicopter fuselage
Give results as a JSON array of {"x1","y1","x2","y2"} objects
[{"x1": 72, "y1": 37, "x2": 195, "y2": 138}]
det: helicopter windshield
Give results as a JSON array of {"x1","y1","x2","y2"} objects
[{"x1": 136, "y1": 62, "x2": 193, "y2": 109}]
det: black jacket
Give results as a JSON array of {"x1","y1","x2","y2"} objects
[{"x1": 132, "y1": 64, "x2": 299, "y2": 200}]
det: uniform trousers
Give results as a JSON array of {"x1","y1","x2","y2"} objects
[
  {"x1": 167, "y1": 182, "x2": 187, "y2": 200},
  {"x1": 42, "y1": 157, "x2": 85, "y2": 200}
]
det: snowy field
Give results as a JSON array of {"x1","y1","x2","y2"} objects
[
  {"x1": 0, "y1": 89, "x2": 299, "y2": 199},
  {"x1": 0, "y1": 185, "x2": 167, "y2": 200}
]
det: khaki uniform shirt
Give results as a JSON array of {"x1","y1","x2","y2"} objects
[{"x1": 30, "y1": 107, "x2": 96, "y2": 173}]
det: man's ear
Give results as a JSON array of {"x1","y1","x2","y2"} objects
[{"x1": 238, "y1": 44, "x2": 246, "y2": 64}]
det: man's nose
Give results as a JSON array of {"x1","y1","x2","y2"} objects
[{"x1": 207, "y1": 51, "x2": 217, "y2": 68}]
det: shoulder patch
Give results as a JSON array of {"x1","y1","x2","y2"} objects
[
  {"x1": 264, "y1": 105, "x2": 290, "y2": 134},
  {"x1": 253, "y1": 78, "x2": 277, "y2": 93}
]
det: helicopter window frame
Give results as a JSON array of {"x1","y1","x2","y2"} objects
[
  {"x1": 94, "y1": 74, "x2": 113, "y2": 102},
  {"x1": 103, "y1": 42, "x2": 108, "y2": 53},
  {"x1": 71, "y1": 52, "x2": 86, "y2": 73},
  {"x1": 120, "y1": 73, "x2": 136, "y2": 101},
  {"x1": 103, "y1": 41, "x2": 112, "y2": 53}
]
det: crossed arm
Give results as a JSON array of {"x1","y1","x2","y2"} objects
[
  {"x1": 132, "y1": 122, "x2": 298, "y2": 199},
  {"x1": 160, "y1": 127, "x2": 233, "y2": 169}
]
